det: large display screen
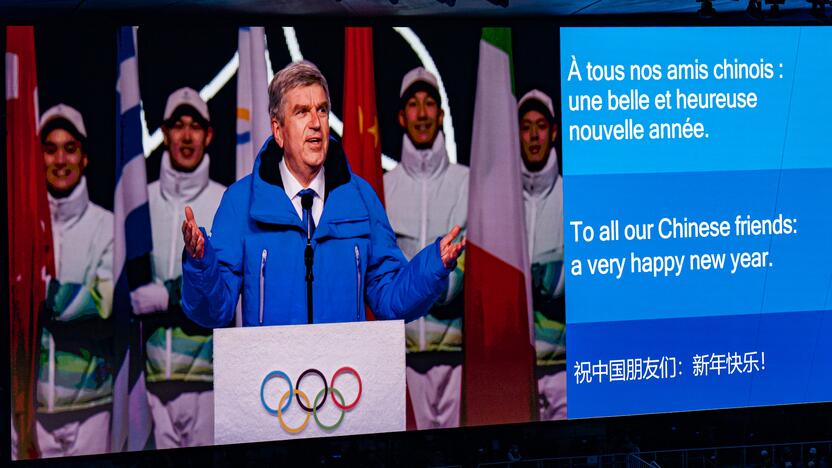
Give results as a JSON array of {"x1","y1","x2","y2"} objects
[
  {"x1": 5, "y1": 24, "x2": 830, "y2": 460},
  {"x1": 562, "y1": 27, "x2": 832, "y2": 417}
]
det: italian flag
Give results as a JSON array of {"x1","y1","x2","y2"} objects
[{"x1": 463, "y1": 28, "x2": 537, "y2": 426}]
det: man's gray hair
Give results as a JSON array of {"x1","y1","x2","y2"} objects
[{"x1": 268, "y1": 60, "x2": 331, "y2": 123}]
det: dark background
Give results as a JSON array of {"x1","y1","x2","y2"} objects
[
  {"x1": 36, "y1": 27, "x2": 116, "y2": 210},
  {"x1": 12, "y1": 14, "x2": 831, "y2": 466},
  {"x1": 34, "y1": 23, "x2": 561, "y2": 210}
]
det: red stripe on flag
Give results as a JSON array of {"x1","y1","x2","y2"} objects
[
  {"x1": 342, "y1": 27, "x2": 384, "y2": 205},
  {"x1": 463, "y1": 241, "x2": 536, "y2": 426},
  {"x1": 7, "y1": 25, "x2": 54, "y2": 460},
  {"x1": 405, "y1": 383, "x2": 417, "y2": 431}
]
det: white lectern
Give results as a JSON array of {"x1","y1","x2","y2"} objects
[{"x1": 214, "y1": 320, "x2": 405, "y2": 444}]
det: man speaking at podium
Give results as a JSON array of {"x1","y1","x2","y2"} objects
[{"x1": 179, "y1": 61, "x2": 465, "y2": 328}]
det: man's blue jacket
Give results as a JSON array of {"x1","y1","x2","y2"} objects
[{"x1": 181, "y1": 137, "x2": 453, "y2": 328}]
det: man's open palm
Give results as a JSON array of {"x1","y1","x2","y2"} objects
[{"x1": 440, "y1": 225, "x2": 466, "y2": 269}]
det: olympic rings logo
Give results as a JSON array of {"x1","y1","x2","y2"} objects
[{"x1": 260, "y1": 367, "x2": 362, "y2": 433}]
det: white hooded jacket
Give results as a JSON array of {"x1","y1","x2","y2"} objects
[
  {"x1": 523, "y1": 147, "x2": 564, "y2": 279},
  {"x1": 149, "y1": 152, "x2": 225, "y2": 283},
  {"x1": 384, "y1": 133, "x2": 468, "y2": 352},
  {"x1": 38, "y1": 176, "x2": 114, "y2": 412},
  {"x1": 146, "y1": 152, "x2": 225, "y2": 382},
  {"x1": 522, "y1": 147, "x2": 566, "y2": 365}
]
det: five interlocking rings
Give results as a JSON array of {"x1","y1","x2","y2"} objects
[{"x1": 260, "y1": 367, "x2": 362, "y2": 433}]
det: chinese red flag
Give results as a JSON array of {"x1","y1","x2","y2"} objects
[
  {"x1": 7, "y1": 25, "x2": 55, "y2": 459},
  {"x1": 343, "y1": 26, "x2": 385, "y2": 325},
  {"x1": 342, "y1": 27, "x2": 384, "y2": 204},
  {"x1": 344, "y1": 29, "x2": 420, "y2": 428}
]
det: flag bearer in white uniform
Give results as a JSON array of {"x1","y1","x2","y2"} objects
[
  {"x1": 34, "y1": 104, "x2": 115, "y2": 457},
  {"x1": 140, "y1": 88, "x2": 226, "y2": 447},
  {"x1": 518, "y1": 90, "x2": 566, "y2": 421},
  {"x1": 384, "y1": 68, "x2": 469, "y2": 429}
]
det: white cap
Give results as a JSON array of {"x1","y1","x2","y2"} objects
[
  {"x1": 518, "y1": 89, "x2": 555, "y2": 118},
  {"x1": 400, "y1": 67, "x2": 439, "y2": 98},
  {"x1": 163, "y1": 87, "x2": 210, "y2": 122},
  {"x1": 39, "y1": 103, "x2": 86, "y2": 138}
]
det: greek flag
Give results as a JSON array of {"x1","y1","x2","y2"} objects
[
  {"x1": 112, "y1": 26, "x2": 154, "y2": 452},
  {"x1": 236, "y1": 26, "x2": 271, "y2": 180}
]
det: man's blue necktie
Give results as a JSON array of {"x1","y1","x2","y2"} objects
[{"x1": 299, "y1": 188, "x2": 316, "y2": 239}]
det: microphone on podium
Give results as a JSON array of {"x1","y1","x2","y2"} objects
[{"x1": 301, "y1": 192, "x2": 315, "y2": 324}]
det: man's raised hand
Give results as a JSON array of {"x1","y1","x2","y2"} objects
[
  {"x1": 182, "y1": 206, "x2": 205, "y2": 259},
  {"x1": 440, "y1": 225, "x2": 466, "y2": 269}
]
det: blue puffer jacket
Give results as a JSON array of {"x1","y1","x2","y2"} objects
[{"x1": 182, "y1": 137, "x2": 453, "y2": 327}]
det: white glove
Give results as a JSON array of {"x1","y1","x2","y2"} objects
[{"x1": 130, "y1": 282, "x2": 170, "y2": 315}]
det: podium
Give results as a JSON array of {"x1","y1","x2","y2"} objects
[{"x1": 213, "y1": 320, "x2": 406, "y2": 444}]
